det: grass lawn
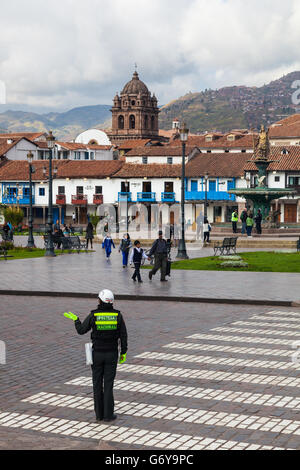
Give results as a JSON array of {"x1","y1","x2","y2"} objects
[
  {"x1": 144, "y1": 252, "x2": 300, "y2": 273},
  {"x1": 0, "y1": 247, "x2": 94, "y2": 260}
]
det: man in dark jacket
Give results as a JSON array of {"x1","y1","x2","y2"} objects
[
  {"x1": 64, "y1": 289, "x2": 128, "y2": 423},
  {"x1": 148, "y1": 230, "x2": 168, "y2": 282},
  {"x1": 255, "y1": 209, "x2": 263, "y2": 235}
]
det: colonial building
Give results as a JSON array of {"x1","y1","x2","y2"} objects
[{"x1": 108, "y1": 71, "x2": 160, "y2": 144}]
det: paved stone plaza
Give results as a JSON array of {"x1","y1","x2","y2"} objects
[
  {"x1": 1, "y1": 293, "x2": 300, "y2": 450},
  {"x1": 1, "y1": 239, "x2": 300, "y2": 304}
]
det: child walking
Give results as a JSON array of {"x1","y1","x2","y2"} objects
[
  {"x1": 102, "y1": 233, "x2": 115, "y2": 259},
  {"x1": 118, "y1": 233, "x2": 132, "y2": 268},
  {"x1": 129, "y1": 240, "x2": 149, "y2": 283}
]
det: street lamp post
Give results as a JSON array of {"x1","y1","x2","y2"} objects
[
  {"x1": 27, "y1": 151, "x2": 35, "y2": 248},
  {"x1": 125, "y1": 180, "x2": 129, "y2": 232},
  {"x1": 176, "y1": 123, "x2": 189, "y2": 260},
  {"x1": 204, "y1": 172, "x2": 209, "y2": 220},
  {"x1": 45, "y1": 131, "x2": 56, "y2": 257}
]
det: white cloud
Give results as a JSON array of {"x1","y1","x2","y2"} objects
[{"x1": 0, "y1": 0, "x2": 299, "y2": 110}]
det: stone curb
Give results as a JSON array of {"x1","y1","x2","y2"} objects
[{"x1": 0, "y1": 290, "x2": 295, "y2": 307}]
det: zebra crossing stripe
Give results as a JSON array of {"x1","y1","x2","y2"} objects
[
  {"x1": 0, "y1": 409, "x2": 282, "y2": 450},
  {"x1": 212, "y1": 326, "x2": 300, "y2": 338},
  {"x1": 251, "y1": 315, "x2": 300, "y2": 324},
  {"x1": 262, "y1": 311, "x2": 300, "y2": 318},
  {"x1": 232, "y1": 321, "x2": 300, "y2": 331},
  {"x1": 115, "y1": 363, "x2": 300, "y2": 388},
  {"x1": 21, "y1": 392, "x2": 300, "y2": 438},
  {"x1": 65, "y1": 377, "x2": 300, "y2": 411},
  {"x1": 135, "y1": 351, "x2": 293, "y2": 371},
  {"x1": 163, "y1": 342, "x2": 292, "y2": 358},
  {"x1": 187, "y1": 333, "x2": 293, "y2": 346}
]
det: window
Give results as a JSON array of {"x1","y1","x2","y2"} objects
[
  {"x1": 58, "y1": 186, "x2": 65, "y2": 195},
  {"x1": 209, "y1": 180, "x2": 216, "y2": 192},
  {"x1": 151, "y1": 116, "x2": 155, "y2": 130},
  {"x1": 165, "y1": 182, "x2": 174, "y2": 193},
  {"x1": 129, "y1": 115, "x2": 135, "y2": 129},
  {"x1": 121, "y1": 181, "x2": 130, "y2": 192},
  {"x1": 118, "y1": 115, "x2": 124, "y2": 130},
  {"x1": 131, "y1": 100, "x2": 135, "y2": 106},
  {"x1": 144, "y1": 115, "x2": 148, "y2": 129},
  {"x1": 39, "y1": 187, "x2": 45, "y2": 196},
  {"x1": 23, "y1": 187, "x2": 30, "y2": 197},
  {"x1": 76, "y1": 186, "x2": 83, "y2": 195},
  {"x1": 95, "y1": 186, "x2": 102, "y2": 194},
  {"x1": 75, "y1": 152, "x2": 81, "y2": 160},
  {"x1": 84, "y1": 152, "x2": 89, "y2": 160},
  {"x1": 167, "y1": 157, "x2": 173, "y2": 164},
  {"x1": 275, "y1": 176, "x2": 280, "y2": 182},
  {"x1": 90, "y1": 152, "x2": 95, "y2": 160},
  {"x1": 63, "y1": 151, "x2": 68, "y2": 159},
  {"x1": 142, "y1": 156, "x2": 148, "y2": 164}
]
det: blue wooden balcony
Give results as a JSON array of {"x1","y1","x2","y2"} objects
[
  {"x1": 161, "y1": 192, "x2": 176, "y2": 203},
  {"x1": 137, "y1": 192, "x2": 156, "y2": 202},
  {"x1": 118, "y1": 192, "x2": 132, "y2": 202},
  {"x1": 2, "y1": 183, "x2": 34, "y2": 205},
  {"x1": 185, "y1": 190, "x2": 236, "y2": 202}
]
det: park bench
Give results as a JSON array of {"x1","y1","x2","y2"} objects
[
  {"x1": 44, "y1": 235, "x2": 87, "y2": 253},
  {"x1": 213, "y1": 237, "x2": 238, "y2": 256},
  {"x1": 0, "y1": 245, "x2": 7, "y2": 260}
]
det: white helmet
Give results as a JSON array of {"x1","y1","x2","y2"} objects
[{"x1": 98, "y1": 289, "x2": 114, "y2": 304}]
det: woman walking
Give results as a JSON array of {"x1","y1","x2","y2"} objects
[
  {"x1": 86, "y1": 222, "x2": 94, "y2": 249},
  {"x1": 118, "y1": 233, "x2": 132, "y2": 268},
  {"x1": 203, "y1": 217, "x2": 211, "y2": 244}
]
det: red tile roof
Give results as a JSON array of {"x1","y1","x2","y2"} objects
[
  {"x1": 244, "y1": 146, "x2": 300, "y2": 171},
  {"x1": 116, "y1": 139, "x2": 152, "y2": 150},
  {"x1": 0, "y1": 160, "x2": 123, "y2": 181},
  {"x1": 186, "y1": 152, "x2": 252, "y2": 178},
  {"x1": 113, "y1": 163, "x2": 181, "y2": 178},
  {"x1": 126, "y1": 145, "x2": 199, "y2": 157},
  {"x1": 0, "y1": 132, "x2": 46, "y2": 141},
  {"x1": 56, "y1": 142, "x2": 113, "y2": 151},
  {"x1": 169, "y1": 133, "x2": 257, "y2": 149}
]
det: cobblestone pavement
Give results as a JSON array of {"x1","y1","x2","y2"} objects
[
  {"x1": 1, "y1": 239, "x2": 300, "y2": 303},
  {"x1": 1, "y1": 296, "x2": 300, "y2": 450}
]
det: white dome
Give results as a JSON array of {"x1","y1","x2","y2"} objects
[{"x1": 75, "y1": 129, "x2": 111, "y2": 146}]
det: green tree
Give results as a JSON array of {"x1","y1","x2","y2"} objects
[
  {"x1": 89, "y1": 212, "x2": 100, "y2": 229},
  {"x1": 3, "y1": 206, "x2": 24, "y2": 228}
]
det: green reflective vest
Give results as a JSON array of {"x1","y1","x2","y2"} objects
[{"x1": 231, "y1": 212, "x2": 238, "y2": 222}]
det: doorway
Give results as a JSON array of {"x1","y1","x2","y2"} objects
[{"x1": 284, "y1": 204, "x2": 297, "y2": 223}]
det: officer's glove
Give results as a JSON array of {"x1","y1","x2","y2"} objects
[
  {"x1": 119, "y1": 353, "x2": 127, "y2": 364},
  {"x1": 64, "y1": 311, "x2": 78, "y2": 321}
]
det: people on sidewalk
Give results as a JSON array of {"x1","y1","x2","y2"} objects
[
  {"x1": 246, "y1": 213, "x2": 254, "y2": 237},
  {"x1": 255, "y1": 209, "x2": 262, "y2": 235},
  {"x1": 118, "y1": 233, "x2": 132, "y2": 268},
  {"x1": 240, "y1": 209, "x2": 248, "y2": 235},
  {"x1": 86, "y1": 222, "x2": 94, "y2": 249},
  {"x1": 102, "y1": 234, "x2": 115, "y2": 259},
  {"x1": 148, "y1": 230, "x2": 169, "y2": 282},
  {"x1": 129, "y1": 240, "x2": 149, "y2": 283},
  {"x1": 231, "y1": 210, "x2": 238, "y2": 234},
  {"x1": 64, "y1": 289, "x2": 128, "y2": 423},
  {"x1": 203, "y1": 217, "x2": 211, "y2": 244}
]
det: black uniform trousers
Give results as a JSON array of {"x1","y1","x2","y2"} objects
[
  {"x1": 132, "y1": 262, "x2": 142, "y2": 282},
  {"x1": 150, "y1": 253, "x2": 167, "y2": 281},
  {"x1": 91, "y1": 350, "x2": 118, "y2": 420}
]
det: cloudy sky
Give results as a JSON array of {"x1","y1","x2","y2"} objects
[{"x1": 1, "y1": 0, "x2": 300, "y2": 112}]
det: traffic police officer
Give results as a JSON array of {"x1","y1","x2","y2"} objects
[{"x1": 64, "y1": 289, "x2": 128, "y2": 423}]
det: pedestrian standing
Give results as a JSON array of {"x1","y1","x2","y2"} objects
[
  {"x1": 118, "y1": 233, "x2": 132, "y2": 268},
  {"x1": 102, "y1": 233, "x2": 115, "y2": 259},
  {"x1": 64, "y1": 289, "x2": 128, "y2": 423},
  {"x1": 203, "y1": 217, "x2": 211, "y2": 244},
  {"x1": 72, "y1": 212, "x2": 76, "y2": 224},
  {"x1": 129, "y1": 240, "x2": 149, "y2": 283},
  {"x1": 148, "y1": 230, "x2": 169, "y2": 282},
  {"x1": 2, "y1": 222, "x2": 10, "y2": 241},
  {"x1": 231, "y1": 210, "x2": 238, "y2": 234},
  {"x1": 255, "y1": 209, "x2": 262, "y2": 235},
  {"x1": 63, "y1": 224, "x2": 70, "y2": 237},
  {"x1": 86, "y1": 222, "x2": 94, "y2": 249},
  {"x1": 246, "y1": 213, "x2": 254, "y2": 237},
  {"x1": 240, "y1": 209, "x2": 248, "y2": 235}
]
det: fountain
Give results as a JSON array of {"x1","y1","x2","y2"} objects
[{"x1": 229, "y1": 125, "x2": 297, "y2": 220}]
